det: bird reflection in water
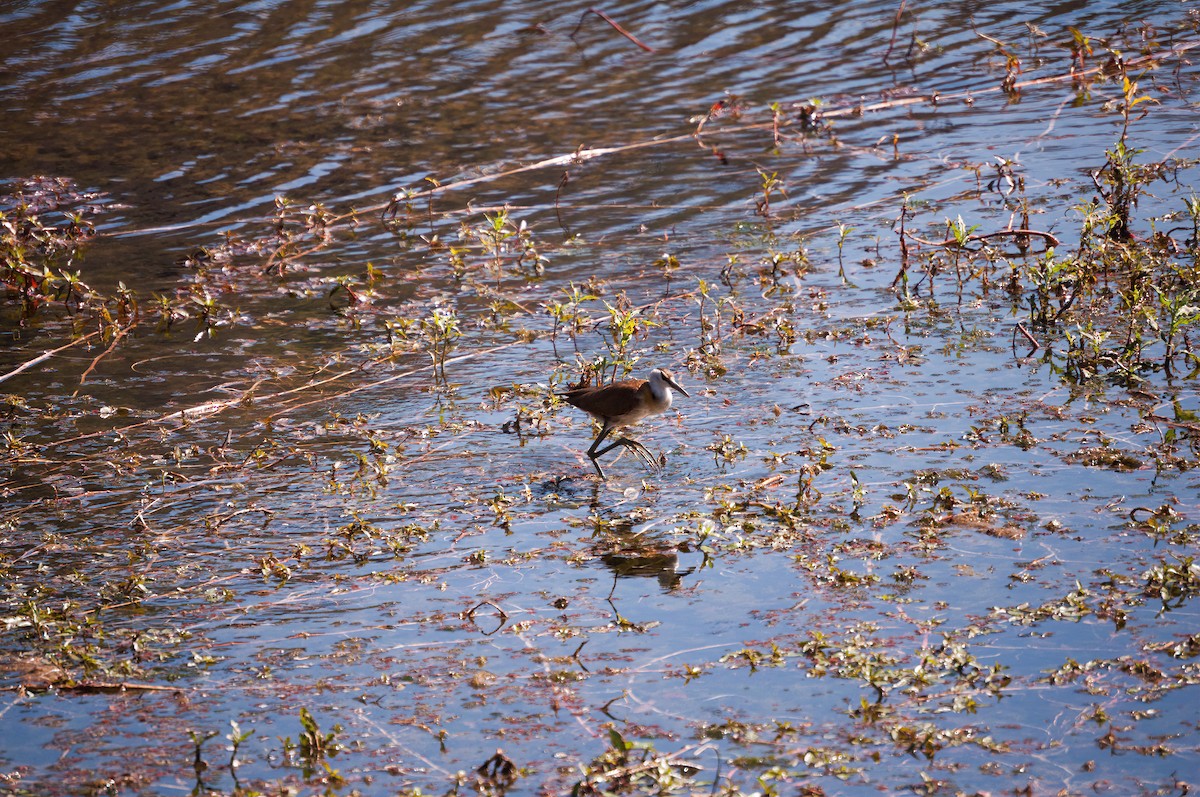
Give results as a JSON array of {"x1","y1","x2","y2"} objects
[{"x1": 592, "y1": 517, "x2": 695, "y2": 593}]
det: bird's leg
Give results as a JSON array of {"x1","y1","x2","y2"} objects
[
  {"x1": 586, "y1": 423, "x2": 616, "y2": 478},
  {"x1": 592, "y1": 438, "x2": 623, "y2": 458},
  {"x1": 590, "y1": 457, "x2": 607, "y2": 479},
  {"x1": 587, "y1": 423, "x2": 616, "y2": 458}
]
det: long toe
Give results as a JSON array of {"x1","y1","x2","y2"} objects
[
  {"x1": 623, "y1": 439, "x2": 661, "y2": 471},
  {"x1": 589, "y1": 456, "x2": 607, "y2": 479}
]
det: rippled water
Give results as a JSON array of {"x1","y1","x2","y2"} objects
[
  {"x1": 2, "y1": 1, "x2": 1200, "y2": 795},
  {"x1": 2, "y1": 1, "x2": 1187, "y2": 240}
]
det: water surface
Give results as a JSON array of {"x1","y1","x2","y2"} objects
[{"x1": 2, "y1": 1, "x2": 1199, "y2": 795}]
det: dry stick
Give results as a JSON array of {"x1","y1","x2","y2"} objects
[
  {"x1": 356, "y1": 714, "x2": 457, "y2": 778},
  {"x1": 211, "y1": 507, "x2": 275, "y2": 528},
  {"x1": 881, "y1": 0, "x2": 907, "y2": 65},
  {"x1": 39, "y1": 323, "x2": 532, "y2": 454},
  {"x1": 570, "y1": 8, "x2": 655, "y2": 53},
  {"x1": 892, "y1": 200, "x2": 910, "y2": 289},
  {"x1": 155, "y1": 378, "x2": 267, "y2": 424},
  {"x1": 1161, "y1": 129, "x2": 1200, "y2": 163},
  {"x1": 29, "y1": 376, "x2": 266, "y2": 454},
  {"x1": 975, "y1": 229, "x2": 1059, "y2": 245},
  {"x1": 262, "y1": 342, "x2": 521, "y2": 421},
  {"x1": 0, "y1": 680, "x2": 182, "y2": 694},
  {"x1": 906, "y1": 228, "x2": 1060, "y2": 250},
  {"x1": 262, "y1": 236, "x2": 333, "y2": 277},
  {"x1": 554, "y1": 170, "x2": 571, "y2": 232},
  {"x1": 265, "y1": 143, "x2": 672, "y2": 272},
  {"x1": 1027, "y1": 94, "x2": 1073, "y2": 145},
  {"x1": 73, "y1": 320, "x2": 138, "y2": 395},
  {"x1": 374, "y1": 142, "x2": 665, "y2": 217},
  {"x1": 50, "y1": 681, "x2": 183, "y2": 694},
  {"x1": 1016, "y1": 322, "x2": 1040, "y2": 350},
  {"x1": 1146, "y1": 413, "x2": 1200, "y2": 434},
  {"x1": 0, "y1": 329, "x2": 104, "y2": 386}
]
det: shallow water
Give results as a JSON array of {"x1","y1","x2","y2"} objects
[{"x1": 2, "y1": 1, "x2": 1200, "y2": 795}]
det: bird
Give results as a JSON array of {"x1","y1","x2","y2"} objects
[{"x1": 559, "y1": 368, "x2": 690, "y2": 479}]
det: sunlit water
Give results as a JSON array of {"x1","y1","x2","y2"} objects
[{"x1": 2, "y1": 1, "x2": 1199, "y2": 795}]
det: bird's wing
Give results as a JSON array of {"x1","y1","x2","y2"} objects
[{"x1": 561, "y1": 379, "x2": 645, "y2": 420}]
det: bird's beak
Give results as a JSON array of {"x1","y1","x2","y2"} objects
[{"x1": 665, "y1": 376, "x2": 690, "y2": 398}]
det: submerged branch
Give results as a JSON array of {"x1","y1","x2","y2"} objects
[
  {"x1": 570, "y1": 8, "x2": 655, "y2": 53},
  {"x1": 881, "y1": 0, "x2": 907, "y2": 65},
  {"x1": 0, "y1": 329, "x2": 104, "y2": 386},
  {"x1": 73, "y1": 320, "x2": 138, "y2": 396},
  {"x1": 906, "y1": 228, "x2": 1060, "y2": 253}
]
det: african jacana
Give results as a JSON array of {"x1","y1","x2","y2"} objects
[{"x1": 560, "y1": 368, "x2": 689, "y2": 478}]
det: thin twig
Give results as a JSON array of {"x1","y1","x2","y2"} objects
[
  {"x1": 882, "y1": 0, "x2": 907, "y2": 65},
  {"x1": 263, "y1": 342, "x2": 520, "y2": 421},
  {"x1": 1160, "y1": 129, "x2": 1200, "y2": 163},
  {"x1": 1146, "y1": 413, "x2": 1200, "y2": 433},
  {"x1": 55, "y1": 681, "x2": 184, "y2": 694},
  {"x1": 970, "y1": 20, "x2": 1006, "y2": 48},
  {"x1": 211, "y1": 507, "x2": 276, "y2": 528},
  {"x1": 905, "y1": 228, "x2": 1060, "y2": 250},
  {"x1": 975, "y1": 229, "x2": 1059, "y2": 245},
  {"x1": 74, "y1": 321, "x2": 138, "y2": 396},
  {"x1": 852, "y1": 39, "x2": 1200, "y2": 116},
  {"x1": 891, "y1": 198, "x2": 910, "y2": 289},
  {"x1": 0, "y1": 329, "x2": 104, "y2": 386},
  {"x1": 555, "y1": 170, "x2": 570, "y2": 232},
  {"x1": 1016, "y1": 322, "x2": 1040, "y2": 350},
  {"x1": 570, "y1": 8, "x2": 655, "y2": 53}
]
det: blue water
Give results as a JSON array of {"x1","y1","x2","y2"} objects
[{"x1": 2, "y1": 1, "x2": 1199, "y2": 794}]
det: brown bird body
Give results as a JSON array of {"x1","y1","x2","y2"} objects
[{"x1": 560, "y1": 368, "x2": 689, "y2": 478}]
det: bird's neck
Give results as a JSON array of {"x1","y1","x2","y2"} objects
[{"x1": 646, "y1": 379, "x2": 672, "y2": 409}]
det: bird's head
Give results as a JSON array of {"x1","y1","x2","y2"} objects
[{"x1": 649, "y1": 368, "x2": 690, "y2": 399}]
